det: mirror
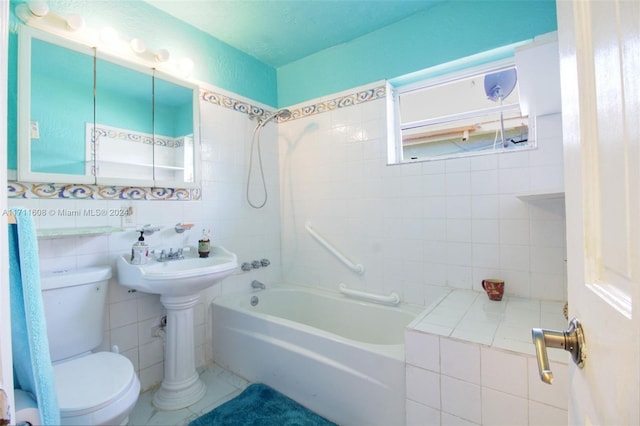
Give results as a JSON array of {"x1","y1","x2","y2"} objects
[
  {"x1": 16, "y1": 26, "x2": 200, "y2": 189},
  {"x1": 19, "y1": 32, "x2": 95, "y2": 183},
  {"x1": 94, "y1": 55, "x2": 154, "y2": 185},
  {"x1": 152, "y1": 74, "x2": 198, "y2": 188}
]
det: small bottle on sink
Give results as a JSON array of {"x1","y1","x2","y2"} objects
[
  {"x1": 131, "y1": 231, "x2": 149, "y2": 264},
  {"x1": 198, "y1": 229, "x2": 211, "y2": 258}
]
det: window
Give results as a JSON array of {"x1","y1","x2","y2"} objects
[{"x1": 390, "y1": 59, "x2": 534, "y2": 163}]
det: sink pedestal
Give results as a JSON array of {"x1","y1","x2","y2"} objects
[
  {"x1": 153, "y1": 294, "x2": 206, "y2": 410},
  {"x1": 115, "y1": 245, "x2": 238, "y2": 410}
]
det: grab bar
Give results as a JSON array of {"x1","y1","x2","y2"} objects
[
  {"x1": 305, "y1": 223, "x2": 365, "y2": 275},
  {"x1": 338, "y1": 283, "x2": 400, "y2": 306}
]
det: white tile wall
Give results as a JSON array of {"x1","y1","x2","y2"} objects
[
  {"x1": 279, "y1": 90, "x2": 566, "y2": 305},
  {"x1": 406, "y1": 329, "x2": 569, "y2": 426},
  {"x1": 406, "y1": 364, "x2": 441, "y2": 409},
  {"x1": 529, "y1": 401, "x2": 568, "y2": 426},
  {"x1": 440, "y1": 338, "x2": 480, "y2": 384},
  {"x1": 405, "y1": 330, "x2": 440, "y2": 371},
  {"x1": 11, "y1": 86, "x2": 283, "y2": 392},
  {"x1": 482, "y1": 387, "x2": 528, "y2": 426},
  {"x1": 441, "y1": 375, "x2": 482, "y2": 423},
  {"x1": 407, "y1": 399, "x2": 441, "y2": 426},
  {"x1": 480, "y1": 347, "x2": 527, "y2": 397},
  {"x1": 407, "y1": 282, "x2": 569, "y2": 425}
]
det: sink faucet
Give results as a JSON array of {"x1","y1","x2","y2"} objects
[
  {"x1": 167, "y1": 248, "x2": 184, "y2": 260},
  {"x1": 158, "y1": 249, "x2": 167, "y2": 262},
  {"x1": 251, "y1": 280, "x2": 266, "y2": 290},
  {"x1": 156, "y1": 248, "x2": 184, "y2": 262}
]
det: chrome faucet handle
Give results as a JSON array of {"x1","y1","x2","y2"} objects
[{"x1": 531, "y1": 318, "x2": 585, "y2": 384}]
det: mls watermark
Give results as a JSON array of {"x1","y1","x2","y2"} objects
[{"x1": 2, "y1": 208, "x2": 132, "y2": 217}]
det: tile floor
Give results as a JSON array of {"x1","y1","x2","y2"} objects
[{"x1": 128, "y1": 363, "x2": 249, "y2": 425}]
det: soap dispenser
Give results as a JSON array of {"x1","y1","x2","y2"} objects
[
  {"x1": 131, "y1": 231, "x2": 149, "y2": 265},
  {"x1": 198, "y1": 229, "x2": 211, "y2": 258}
]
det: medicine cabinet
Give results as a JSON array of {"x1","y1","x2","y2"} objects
[{"x1": 16, "y1": 26, "x2": 200, "y2": 189}]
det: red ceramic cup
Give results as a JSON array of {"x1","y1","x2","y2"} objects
[{"x1": 482, "y1": 279, "x2": 504, "y2": 301}]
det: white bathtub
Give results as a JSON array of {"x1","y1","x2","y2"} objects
[{"x1": 211, "y1": 286, "x2": 425, "y2": 426}]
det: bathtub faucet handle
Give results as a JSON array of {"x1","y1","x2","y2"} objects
[{"x1": 241, "y1": 262, "x2": 252, "y2": 272}]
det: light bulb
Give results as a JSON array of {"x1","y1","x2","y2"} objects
[
  {"x1": 178, "y1": 58, "x2": 194, "y2": 76},
  {"x1": 28, "y1": 1, "x2": 49, "y2": 17},
  {"x1": 155, "y1": 48, "x2": 171, "y2": 62},
  {"x1": 130, "y1": 38, "x2": 146, "y2": 54},
  {"x1": 66, "y1": 14, "x2": 85, "y2": 31},
  {"x1": 100, "y1": 27, "x2": 118, "y2": 45}
]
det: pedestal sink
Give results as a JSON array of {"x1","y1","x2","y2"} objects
[{"x1": 116, "y1": 246, "x2": 237, "y2": 410}]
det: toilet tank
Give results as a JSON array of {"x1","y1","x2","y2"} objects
[{"x1": 40, "y1": 266, "x2": 111, "y2": 362}]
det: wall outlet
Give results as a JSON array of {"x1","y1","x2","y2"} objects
[
  {"x1": 30, "y1": 121, "x2": 40, "y2": 139},
  {"x1": 122, "y1": 204, "x2": 135, "y2": 229}
]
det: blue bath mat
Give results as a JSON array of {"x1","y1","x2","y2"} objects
[{"x1": 189, "y1": 383, "x2": 337, "y2": 426}]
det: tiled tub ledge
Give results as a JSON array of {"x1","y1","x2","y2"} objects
[
  {"x1": 405, "y1": 289, "x2": 569, "y2": 426},
  {"x1": 410, "y1": 289, "x2": 568, "y2": 362}
]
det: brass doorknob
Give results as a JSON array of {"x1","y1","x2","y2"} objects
[{"x1": 531, "y1": 318, "x2": 585, "y2": 384}]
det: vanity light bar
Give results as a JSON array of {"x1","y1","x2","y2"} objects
[{"x1": 17, "y1": 2, "x2": 195, "y2": 78}]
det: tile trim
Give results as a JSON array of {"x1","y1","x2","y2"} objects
[
  {"x1": 8, "y1": 181, "x2": 200, "y2": 201},
  {"x1": 200, "y1": 85, "x2": 387, "y2": 123}
]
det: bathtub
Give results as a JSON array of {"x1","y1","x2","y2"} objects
[{"x1": 211, "y1": 285, "x2": 425, "y2": 426}]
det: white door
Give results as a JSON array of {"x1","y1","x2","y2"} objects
[
  {"x1": 0, "y1": 0, "x2": 15, "y2": 424},
  {"x1": 557, "y1": 0, "x2": 639, "y2": 424}
]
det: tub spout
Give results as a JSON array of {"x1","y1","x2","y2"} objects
[{"x1": 251, "y1": 280, "x2": 266, "y2": 290}]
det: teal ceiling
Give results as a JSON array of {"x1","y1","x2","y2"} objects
[{"x1": 145, "y1": 0, "x2": 446, "y2": 68}]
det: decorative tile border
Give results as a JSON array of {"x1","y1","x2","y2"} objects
[
  {"x1": 8, "y1": 181, "x2": 200, "y2": 201},
  {"x1": 200, "y1": 84, "x2": 387, "y2": 123},
  {"x1": 200, "y1": 89, "x2": 269, "y2": 122},
  {"x1": 283, "y1": 85, "x2": 386, "y2": 122},
  {"x1": 93, "y1": 124, "x2": 184, "y2": 148}
]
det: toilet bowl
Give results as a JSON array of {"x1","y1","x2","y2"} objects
[
  {"x1": 41, "y1": 267, "x2": 141, "y2": 425},
  {"x1": 54, "y1": 352, "x2": 140, "y2": 425}
]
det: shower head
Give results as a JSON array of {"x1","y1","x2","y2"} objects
[
  {"x1": 275, "y1": 108, "x2": 292, "y2": 119},
  {"x1": 258, "y1": 109, "x2": 291, "y2": 128}
]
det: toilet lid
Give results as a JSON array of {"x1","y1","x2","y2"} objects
[{"x1": 54, "y1": 352, "x2": 136, "y2": 413}]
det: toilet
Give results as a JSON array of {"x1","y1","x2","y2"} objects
[{"x1": 40, "y1": 266, "x2": 140, "y2": 425}]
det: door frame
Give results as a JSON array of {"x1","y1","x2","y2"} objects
[{"x1": 1, "y1": 0, "x2": 15, "y2": 423}]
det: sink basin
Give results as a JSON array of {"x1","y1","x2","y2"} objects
[{"x1": 116, "y1": 245, "x2": 238, "y2": 296}]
